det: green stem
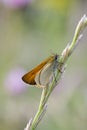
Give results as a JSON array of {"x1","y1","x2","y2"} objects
[
  {"x1": 25, "y1": 14, "x2": 87, "y2": 130},
  {"x1": 31, "y1": 88, "x2": 47, "y2": 130},
  {"x1": 31, "y1": 69, "x2": 62, "y2": 130}
]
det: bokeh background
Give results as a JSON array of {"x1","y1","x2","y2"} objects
[{"x1": 0, "y1": 0, "x2": 87, "y2": 130}]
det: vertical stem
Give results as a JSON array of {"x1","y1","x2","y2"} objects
[
  {"x1": 24, "y1": 14, "x2": 87, "y2": 130},
  {"x1": 31, "y1": 88, "x2": 47, "y2": 130}
]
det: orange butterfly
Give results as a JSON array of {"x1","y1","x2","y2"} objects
[{"x1": 22, "y1": 54, "x2": 59, "y2": 88}]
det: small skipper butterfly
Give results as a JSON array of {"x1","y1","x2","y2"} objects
[{"x1": 22, "y1": 54, "x2": 59, "y2": 88}]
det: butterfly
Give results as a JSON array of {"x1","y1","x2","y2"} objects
[{"x1": 22, "y1": 54, "x2": 59, "y2": 88}]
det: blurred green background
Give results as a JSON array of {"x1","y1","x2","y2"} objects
[{"x1": 0, "y1": 0, "x2": 87, "y2": 130}]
